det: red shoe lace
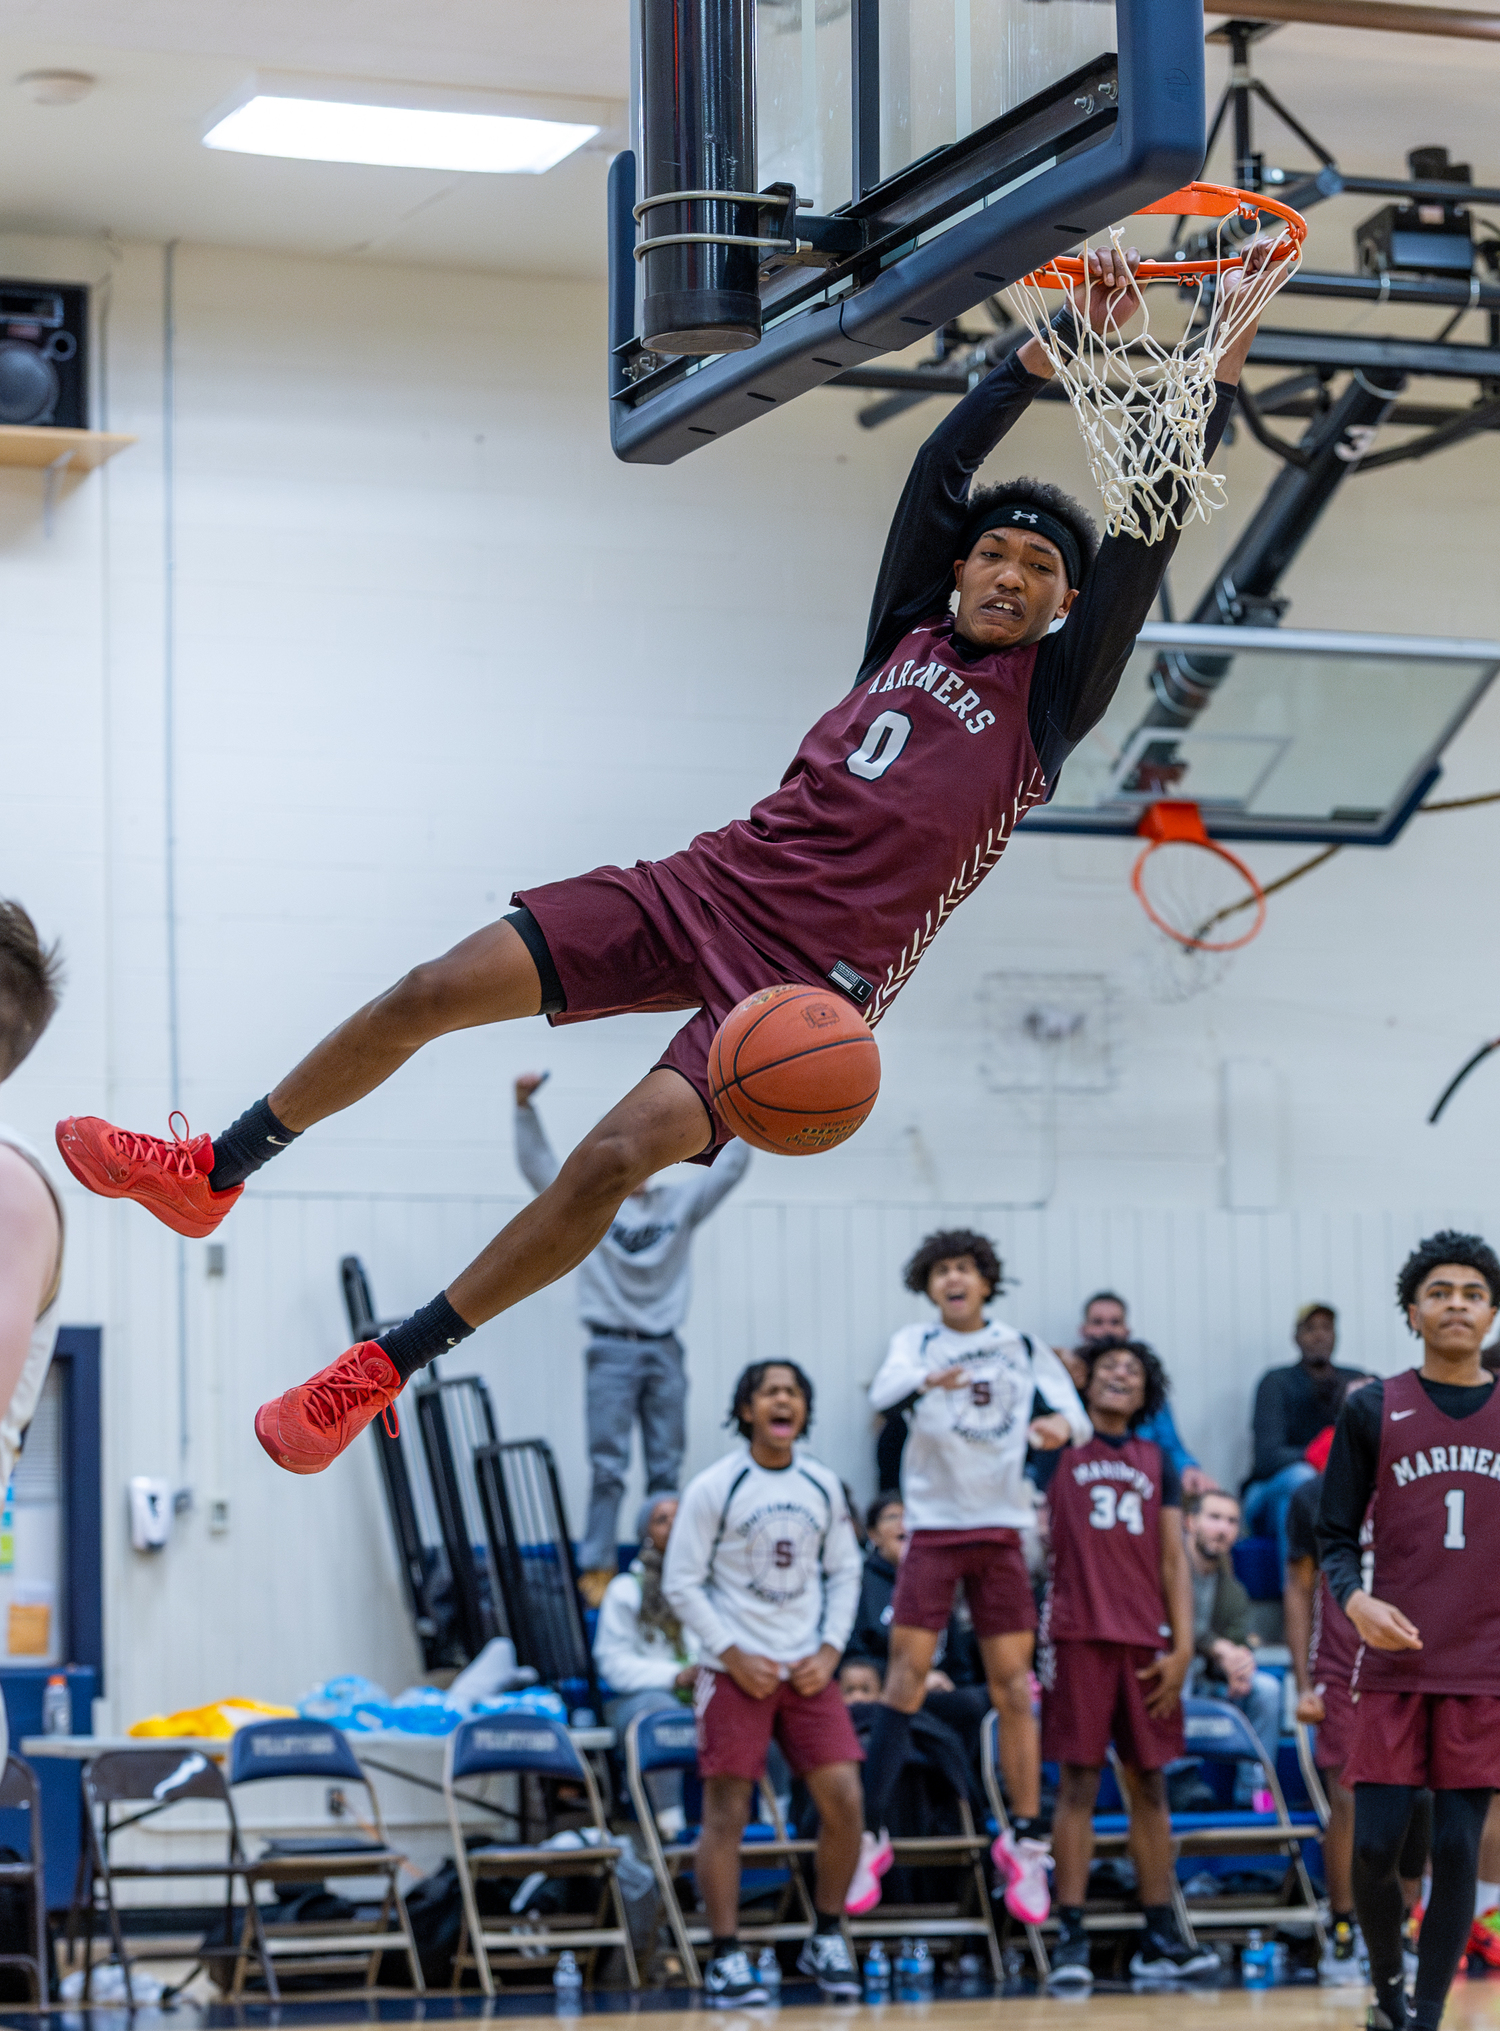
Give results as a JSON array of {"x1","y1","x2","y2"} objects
[
  {"x1": 300, "y1": 1350, "x2": 400, "y2": 1437},
  {"x1": 109, "y1": 1111, "x2": 203, "y2": 1181}
]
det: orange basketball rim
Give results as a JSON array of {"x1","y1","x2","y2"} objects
[
  {"x1": 1131, "y1": 801, "x2": 1267, "y2": 952},
  {"x1": 1016, "y1": 181, "x2": 1308, "y2": 290}
]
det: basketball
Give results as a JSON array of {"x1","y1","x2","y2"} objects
[{"x1": 708, "y1": 985, "x2": 881, "y2": 1156}]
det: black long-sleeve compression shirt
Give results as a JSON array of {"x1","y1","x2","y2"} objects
[{"x1": 858, "y1": 351, "x2": 1236, "y2": 787}]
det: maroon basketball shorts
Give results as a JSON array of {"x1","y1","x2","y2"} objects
[
  {"x1": 1042, "y1": 1640, "x2": 1186, "y2": 1771},
  {"x1": 1313, "y1": 1675, "x2": 1356, "y2": 1774},
  {"x1": 514, "y1": 861, "x2": 828, "y2": 1164},
  {"x1": 890, "y1": 1528, "x2": 1037, "y2": 1638},
  {"x1": 1343, "y1": 1689, "x2": 1500, "y2": 1789},
  {"x1": 694, "y1": 1667, "x2": 863, "y2": 1782}
]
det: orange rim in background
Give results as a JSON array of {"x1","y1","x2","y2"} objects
[{"x1": 1129, "y1": 801, "x2": 1268, "y2": 952}]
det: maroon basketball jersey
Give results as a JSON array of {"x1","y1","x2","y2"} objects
[
  {"x1": 1309, "y1": 1507, "x2": 1371, "y2": 1687},
  {"x1": 664, "y1": 619, "x2": 1045, "y2": 1026},
  {"x1": 1043, "y1": 1434, "x2": 1174, "y2": 1649},
  {"x1": 1355, "y1": 1367, "x2": 1500, "y2": 1694}
]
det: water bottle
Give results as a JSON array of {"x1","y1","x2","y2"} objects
[
  {"x1": 894, "y1": 1939, "x2": 918, "y2": 2003},
  {"x1": 1242, "y1": 1929, "x2": 1275, "y2": 1990},
  {"x1": 756, "y1": 1946, "x2": 782, "y2": 2000},
  {"x1": 553, "y1": 1949, "x2": 582, "y2": 2012},
  {"x1": 912, "y1": 1939, "x2": 934, "y2": 1997},
  {"x1": 41, "y1": 1676, "x2": 70, "y2": 1736},
  {"x1": 863, "y1": 1941, "x2": 891, "y2": 2002}
]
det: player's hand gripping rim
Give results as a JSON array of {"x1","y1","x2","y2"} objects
[{"x1": 1078, "y1": 243, "x2": 1143, "y2": 337}]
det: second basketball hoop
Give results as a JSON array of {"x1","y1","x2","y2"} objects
[{"x1": 1131, "y1": 801, "x2": 1267, "y2": 954}]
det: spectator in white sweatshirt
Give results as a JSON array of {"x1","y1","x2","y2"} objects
[
  {"x1": 594, "y1": 1492, "x2": 699, "y2": 1834},
  {"x1": 862, "y1": 1227, "x2": 1090, "y2": 1928}
]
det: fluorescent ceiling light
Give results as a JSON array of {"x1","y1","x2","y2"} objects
[{"x1": 203, "y1": 95, "x2": 598, "y2": 174}]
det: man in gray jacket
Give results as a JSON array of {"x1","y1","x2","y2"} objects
[{"x1": 515, "y1": 1073, "x2": 749, "y2": 1603}]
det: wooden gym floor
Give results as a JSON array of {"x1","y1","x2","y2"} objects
[{"x1": 5, "y1": 1982, "x2": 1500, "y2": 2028}]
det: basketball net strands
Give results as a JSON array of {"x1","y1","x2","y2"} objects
[{"x1": 1005, "y1": 182, "x2": 1307, "y2": 541}]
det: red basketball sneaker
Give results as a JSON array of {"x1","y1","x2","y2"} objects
[
  {"x1": 55, "y1": 1112, "x2": 242, "y2": 1238},
  {"x1": 254, "y1": 1343, "x2": 401, "y2": 1475}
]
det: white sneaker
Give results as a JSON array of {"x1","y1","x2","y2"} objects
[
  {"x1": 992, "y1": 1828, "x2": 1052, "y2": 1923},
  {"x1": 704, "y1": 1948, "x2": 771, "y2": 2008},
  {"x1": 845, "y1": 1828, "x2": 894, "y2": 1914},
  {"x1": 797, "y1": 1930, "x2": 862, "y2": 1999}
]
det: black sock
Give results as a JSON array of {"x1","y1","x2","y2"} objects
[
  {"x1": 814, "y1": 1911, "x2": 842, "y2": 1936},
  {"x1": 210, "y1": 1096, "x2": 300, "y2": 1192},
  {"x1": 1010, "y1": 1815, "x2": 1036, "y2": 1839},
  {"x1": 1332, "y1": 1909, "x2": 1356, "y2": 1925},
  {"x1": 712, "y1": 1936, "x2": 737, "y2": 1959},
  {"x1": 862, "y1": 1706, "x2": 912, "y2": 1831},
  {"x1": 376, "y1": 1293, "x2": 475, "y2": 1382},
  {"x1": 1143, "y1": 1902, "x2": 1176, "y2": 1941},
  {"x1": 1058, "y1": 1905, "x2": 1086, "y2": 1939}
]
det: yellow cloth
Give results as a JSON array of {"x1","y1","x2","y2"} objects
[{"x1": 128, "y1": 1697, "x2": 296, "y2": 1739}]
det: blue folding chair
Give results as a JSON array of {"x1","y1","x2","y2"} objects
[
  {"x1": 624, "y1": 1706, "x2": 817, "y2": 1987},
  {"x1": 443, "y1": 1714, "x2": 638, "y2": 1994},
  {"x1": 1294, "y1": 1719, "x2": 1333, "y2": 1831},
  {"x1": 1172, "y1": 1696, "x2": 1326, "y2": 1954},
  {"x1": 983, "y1": 1713, "x2": 1202, "y2": 1974},
  {"x1": 227, "y1": 1720, "x2": 423, "y2": 1997},
  {"x1": 842, "y1": 1713, "x2": 1000, "y2": 1977}
]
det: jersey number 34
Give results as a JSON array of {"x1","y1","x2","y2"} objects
[{"x1": 1088, "y1": 1486, "x2": 1145, "y2": 1535}]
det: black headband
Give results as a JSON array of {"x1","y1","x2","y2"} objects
[{"x1": 962, "y1": 503, "x2": 1083, "y2": 588}]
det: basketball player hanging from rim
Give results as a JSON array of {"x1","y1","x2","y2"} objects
[
  {"x1": 1318, "y1": 1231, "x2": 1500, "y2": 2031},
  {"x1": 55, "y1": 240, "x2": 1281, "y2": 1474}
]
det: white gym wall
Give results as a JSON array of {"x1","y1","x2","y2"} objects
[{"x1": 3, "y1": 224, "x2": 1499, "y2": 1728}]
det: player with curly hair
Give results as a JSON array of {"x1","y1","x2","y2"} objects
[
  {"x1": 854, "y1": 1227, "x2": 1089, "y2": 1922},
  {"x1": 1319, "y1": 1230, "x2": 1500, "y2": 2031},
  {"x1": 1039, "y1": 1339, "x2": 1214, "y2": 1988}
]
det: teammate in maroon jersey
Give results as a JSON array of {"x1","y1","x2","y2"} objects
[
  {"x1": 1319, "y1": 1230, "x2": 1500, "y2": 2031},
  {"x1": 1285, "y1": 1428, "x2": 1431, "y2": 1983},
  {"x1": 53, "y1": 247, "x2": 1278, "y2": 1474},
  {"x1": 1039, "y1": 1339, "x2": 1214, "y2": 1989}
]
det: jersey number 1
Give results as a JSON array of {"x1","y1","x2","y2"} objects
[{"x1": 1444, "y1": 1487, "x2": 1466, "y2": 1549}]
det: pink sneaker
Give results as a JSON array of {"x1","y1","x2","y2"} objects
[
  {"x1": 845, "y1": 1829, "x2": 894, "y2": 1915},
  {"x1": 992, "y1": 1827, "x2": 1052, "y2": 1924}
]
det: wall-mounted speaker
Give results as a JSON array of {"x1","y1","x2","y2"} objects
[{"x1": 0, "y1": 280, "x2": 88, "y2": 429}]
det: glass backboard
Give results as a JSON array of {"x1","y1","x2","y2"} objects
[
  {"x1": 1021, "y1": 623, "x2": 1500, "y2": 845},
  {"x1": 610, "y1": 0, "x2": 1205, "y2": 463}
]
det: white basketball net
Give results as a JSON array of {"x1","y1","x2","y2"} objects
[{"x1": 1006, "y1": 212, "x2": 1302, "y2": 542}]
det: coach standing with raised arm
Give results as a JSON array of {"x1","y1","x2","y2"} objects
[{"x1": 514, "y1": 1073, "x2": 750, "y2": 1604}]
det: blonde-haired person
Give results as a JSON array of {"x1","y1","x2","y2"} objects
[
  {"x1": 593, "y1": 1493, "x2": 700, "y2": 1835},
  {"x1": 0, "y1": 902, "x2": 66, "y2": 1764}
]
